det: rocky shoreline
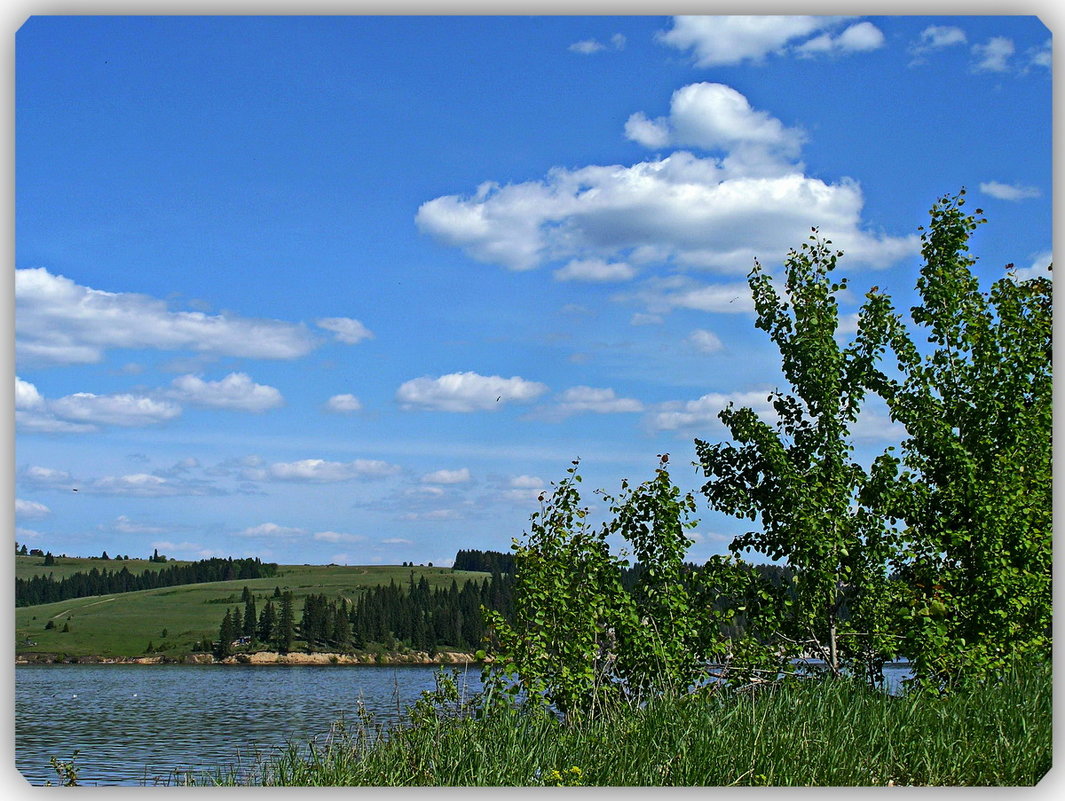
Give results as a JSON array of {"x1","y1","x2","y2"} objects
[{"x1": 16, "y1": 649, "x2": 480, "y2": 666}]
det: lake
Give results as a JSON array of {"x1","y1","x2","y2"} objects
[
  {"x1": 15, "y1": 661, "x2": 912, "y2": 786},
  {"x1": 15, "y1": 663, "x2": 483, "y2": 786}
]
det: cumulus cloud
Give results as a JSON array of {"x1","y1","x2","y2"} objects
[
  {"x1": 621, "y1": 276, "x2": 755, "y2": 315},
  {"x1": 418, "y1": 85, "x2": 917, "y2": 277},
  {"x1": 1027, "y1": 39, "x2": 1051, "y2": 70},
  {"x1": 16, "y1": 268, "x2": 317, "y2": 366},
  {"x1": 910, "y1": 24, "x2": 967, "y2": 64},
  {"x1": 649, "y1": 390, "x2": 777, "y2": 433},
  {"x1": 418, "y1": 154, "x2": 915, "y2": 275},
  {"x1": 421, "y1": 468, "x2": 472, "y2": 485},
  {"x1": 325, "y1": 393, "x2": 363, "y2": 413},
  {"x1": 1009, "y1": 251, "x2": 1052, "y2": 282},
  {"x1": 110, "y1": 515, "x2": 168, "y2": 534},
  {"x1": 657, "y1": 16, "x2": 881, "y2": 66},
  {"x1": 20, "y1": 465, "x2": 72, "y2": 487},
  {"x1": 316, "y1": 317, "x2": 374, "y2": 344},
  {"x1": 267, "y1": 458, "x2": 402, "y2": 482},
  {"x1": 545, "y1": 386, "x2": 644, "y2": 419},
  {"x1": 554, "y1": 259, "x2": 636, "y2": 283},
  {"x1": 569, "y1": 34, "x2": 624, "y2": 54},
  {"x1": 15, "y1": 498, "x2": 51, "y2": 519},
  {"x1": 15, "y1": 376, "x2": 182, "y2": 432},
  {"x1": 88, "y1": 473, "x2": 196, "y2": 497},
  {"x1": 237, "y1": 522, "x2": 306, "y2": 538},
  {"x1": 794, "y1": 22, "x2": 885, "y2": 57},
  {"x1": 397, "y1": 371, "x2": 549, "y2": 412},
  {"x1": 48, "y1": 392, "x2": 181, "y2": 428},
  {"x1": 658, "y1": 15, "x2": 838, "y2": 66},
  {"x1": 313, "y1": 531, "x2": 367, "y2": 544},
  {"x1": 624, "y1": 83, "x2": 805, "y2": 172},
  {"x1": 687, "y1": 328, "x2": 725, "y2": 353},
  {"x1": 979, "y1": 181, "x2": 1041, "y2": 201},
  {"x1": 972, "y1": 37, "x2": 1015, "y2": 72},
  {"x1": 168, "y1": 372, "x2": 283, "y2": 412}
]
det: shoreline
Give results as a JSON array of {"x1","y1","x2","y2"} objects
[{"x1": 15, "y1": 649, "x2": 480, "y2": 666}]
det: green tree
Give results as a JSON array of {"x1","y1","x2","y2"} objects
[
  {"x1": 485, "y1": 461, "x2": 636, "y2": 719},
  {"x1": 874, "y1": 191, "x2": 1052, "y2": 686},
  {"x1": 243, "y1": 593, "x2": 257, "y2": 640},
  {"x1": 275, "y1": 591, "x2": 296, "y2": 653},
  {"x1": 216, "y1": 609, "x2": 236, "y2": 658},
  {"x1": 696, "y1": 232, "x2": 899, "y2": 683}
]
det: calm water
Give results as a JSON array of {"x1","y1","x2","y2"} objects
[
  {"x1": 16, "y1": 662, "x2": 912, "y2": 786},
  {"x1": 15, "y1": 663, "x2": 482, "y2": 786}
]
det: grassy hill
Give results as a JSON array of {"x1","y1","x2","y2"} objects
[{"x1": 14, "y1": 561, "x2": 490, "y2": 659}]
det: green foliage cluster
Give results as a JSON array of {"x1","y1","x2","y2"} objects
[{"x1": 485, "y1": 191, "x2": 1051, "y2": 711}]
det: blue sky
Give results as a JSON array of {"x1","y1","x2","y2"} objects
[{"x1": 13, "y1": 14, "x2": 1052, "y2": 567}]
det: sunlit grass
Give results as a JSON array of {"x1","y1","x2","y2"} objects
[{"x1": 211, "y1": 659, "x2": 1050, "y2": 786}]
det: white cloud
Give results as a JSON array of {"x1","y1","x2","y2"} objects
[
  {"x1": 15, "y1": 499, "x2": 51, "y2": 519},
  {"x1": 569, "y1": 33, "x2": 625, "y2": 54},
  {"x1": 325, "y1": 393, "x2": 363, "y2": 413},
  {"x1": 1027, "y1": 39, "x2": 1051, "y2": 70},
  {"x1": 267, "y1": 458, "x2": 402, "y2": 482},
  {"x1": 915, "y1": 25, "x2": 967, "y2": 52},
  {"x1": 21, "y1": 465, "x2": 72, "y2": 487},
  {"x1": 168, "y1": 372, "x2": 283, "y2": 412},
  {"x1": 421, "y1": 468, "x2": 472, "y2": 485},
  {"x1": 418, "y1": 105, "x2": 918, "y2": 276},
  {"x1": 111, "y1": 515, "x2": 167, "y2": 534},
  {"x1": 1009, "y1": 251, "x2": 1052, "y2": 282},
  {"x1": 795, "y1": 22, "x2": 885, "y2": 57},
  {"x1": 549, "y1": 386, "x2": 644, "y2": 418},
  {"x1": 554, "y1": 259, "x2": 636, "y2": 283},
  {"x1": 316, "y1": 317, "x2": 374, "y2": 344},
  {"x1": 972, "y1": 37, "x2": 1015, "y2": 72},
  {"x1": 381, "y1": 537, "x2": 414, "y2": 545},
  {"x1": 48, "y1": 392, "x2": 181, "y2": 427},
  {"x1": 16, "y1": 268, "x2": 316, "y2": 366},
  {"x1": 237, "y1": 522, "x2": 306, "y2": 538},
  {"x1": 88, "y1": 473, "x2": 183, "y2": 497},
  {"x1": 979, "y1": 181, "x2": 1041, "y2": 201},
  {"x1": 569, "y1": 39, "x2": 605, "y2": 54},
  {"x1": 15, "y1": 377, "x2": 45, "y2": 410},
  {"x1": 658, "y1": 15, "x2": 842, "y2": 66},
  {"x1": 397, "y1": 371, "x2": 549, "y2": 412},
  {"x1": 625, "y1": 83, "x2": 805, "y2": 172},
  {"x1": 16, "y1": 376, "x2": 181, "y2": 432},
  {"x1": 649, "y1": 390, "x2": 776, "y2": 432},
  {"x1": 687, "y1": 328, "x2": 725, "y2": 353},
  {"x1": 313, "y1": 531, "x2": 367, "y2": 544},
  {"x1": 622, "y1": 276, "x2": 755, "y2": 315},
  {"x1": 509, "y1": 475, "x2": 545, "y2": 489}
]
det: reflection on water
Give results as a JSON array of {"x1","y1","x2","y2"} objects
[{"x1": 15, "y1": 664, "x2": 480, "y2": 786}]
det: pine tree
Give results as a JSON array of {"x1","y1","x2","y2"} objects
[
  {"x1": 243, "y1": 593, "x2": 257, "y2": 639},
  {"x1": 276, "y1": 591, "x2": 295, "y2": 653},
  {"x1": 216, "y1": 609, "x2": 235, "y2": 658}
]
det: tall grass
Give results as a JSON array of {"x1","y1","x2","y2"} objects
[{"x1": 211, "y1": 659, "x2": 1050, "y2": 786}]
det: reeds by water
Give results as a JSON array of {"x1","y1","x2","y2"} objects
[{"x1": 213, "y1": 659, "x2": 1051, "y2": 786}]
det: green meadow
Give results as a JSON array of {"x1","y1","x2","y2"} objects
[{"x1": 15, "y1": 557, "x2": 489, "y2": 659}]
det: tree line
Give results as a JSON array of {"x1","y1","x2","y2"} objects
[
  {"x1": 16, "y1": 557, "x2": 279, "y2": 607},
  {"x1": 212, "y1": 570, "x2": 515, "y2": 657}
]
